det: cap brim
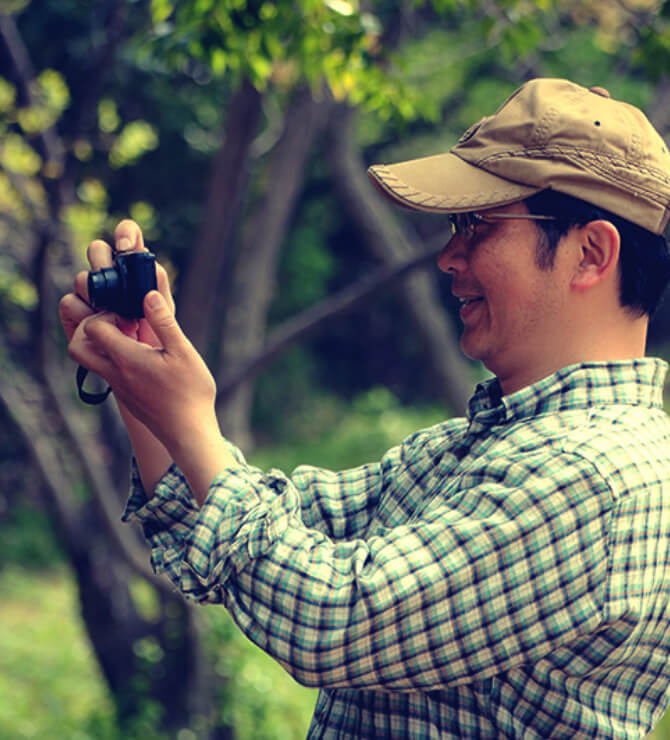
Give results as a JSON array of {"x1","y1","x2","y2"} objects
[{"x1": 367, "y1": 151, "x2": 541, "y2": 214}]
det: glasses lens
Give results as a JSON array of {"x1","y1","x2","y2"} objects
[{"x1": 450, "y1": 213, "x2": 477, "y2": 239}]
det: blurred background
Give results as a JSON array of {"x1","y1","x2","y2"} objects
[{"x1": 1, "y1": 0, "x2": 670, "y2": 737}]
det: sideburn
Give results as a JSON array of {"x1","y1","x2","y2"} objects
[{"x1": 533, "y1": 224, "x2": 559, "y2": 271}]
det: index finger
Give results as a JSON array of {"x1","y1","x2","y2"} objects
[{"x1": 76, "y1": 238, "x2": 115, "y2": 304}]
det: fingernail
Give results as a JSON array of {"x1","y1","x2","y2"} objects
[
  {"x1": 117, "y1": 237, "x2": 132, "y2": 252},
  {"x1": 146, "y1": 291, "x2": 162, "y2": 310}
]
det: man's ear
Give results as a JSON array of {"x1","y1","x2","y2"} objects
[{"x1": 571, "y1": 220, "x2": 620, "y2": 292}]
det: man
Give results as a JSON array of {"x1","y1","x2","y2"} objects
[{"x1": 61, "y1": 79, "x2": 670, "y2": 737}]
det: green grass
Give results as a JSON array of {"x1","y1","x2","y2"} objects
[
  {"x1": 0, "y1": 565, "x2": 115, "y2": 739},
  {"x1": 0, "y1": 564, "x2": 317, "y2": 739}
]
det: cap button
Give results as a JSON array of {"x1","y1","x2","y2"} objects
[{"x1": 589, "y1": 86, "x2": 611, "y2": 98}]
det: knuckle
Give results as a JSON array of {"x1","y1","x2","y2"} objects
[
  {"x1": 59, "y1": 296, "x2": 74, "y2": 324},
  {"x1": 67, "y1": 340, "x2": 81, "y2": 363},
  {"x1": 74, "y1": 270, "x2": 89, "y2": 295},
  {"x1": 59, "y1": 293, "x2": 72, "y2": 313},
  {"x1": 157, "y1": 314, "x2": 177, "y2": 332}
]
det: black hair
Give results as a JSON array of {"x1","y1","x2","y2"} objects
[{"x1": 525, "y1": 190, "x2": 670, "y2": 317}]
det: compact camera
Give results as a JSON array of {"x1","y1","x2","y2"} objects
[{"x1": 88, "y1": 251, "x2": 157, "y2": 319}]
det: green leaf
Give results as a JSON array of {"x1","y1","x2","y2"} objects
[
  {"x1": 0, "y1": 133, "x2": 41, "y2": 175},
  {"x1": 76, "y1": 178, "x2": 109, "y2": 208},
  {"x1": 109, "y1": 120, "x2": 159, "y2": 168},
  {"x1": 0, "y1": 77, "x2": 16, "y2": 113},
  {"x1": 98, "y1": 98, "x2": 121, "y2": 133},
  {"x1": 151, "y1": 0, "x2": 175, "y2": 24}
]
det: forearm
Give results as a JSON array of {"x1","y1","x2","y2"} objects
[
  {"x1": 167, "y1": 416, "x2": 238, "y2": 506},
  {"x1": 117, "y1": 401, "x2": 173, "y2": 496},
  {"x1": 118, "y1": 397, "x2": 239, "y2": 505}
]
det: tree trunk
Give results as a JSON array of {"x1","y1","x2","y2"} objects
[
  {"x1": 0, "y1": 359, "x2": 224, "y2": 737},
  {"x1": 215, "y1": 87, "x2": 333, "y2": 449},
  {"x1": 645, "y1": 75, "x2": 670, "y2": 348},
  {"x1": 178, "y1": 78, "x2": 264, "y2": 354},
  {"x1": 215, "y1": 237, "x2": 446, "y2": 402},
  {"x1": 0, "y1": 14, "x2": 232, "y2": 735},
  {"x1": 327, "y1": 103, "x2": 473, "y2": 414}
]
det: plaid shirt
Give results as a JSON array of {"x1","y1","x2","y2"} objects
[{"x1": 124, "y1": 359, "x2": 670, "y2": 738}]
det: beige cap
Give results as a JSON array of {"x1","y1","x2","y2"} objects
[{"x1": 367, "y1": 78, "x2": 670, "y2": 235}]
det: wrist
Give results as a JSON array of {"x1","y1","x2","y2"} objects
[
  {"x1": 166, "y1": 412, "x2": 237, "y2": 506},
  {"x1": 115, "y1": 399, "x2": 174, "y2": 494}
]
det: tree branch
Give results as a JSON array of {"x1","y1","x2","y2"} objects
[
  {"x1": 0, "y1": 13, "x2": 63, "y2": 169},
  {"x1": 1, "y1": 339, "x2": 176, "y2": 596},
  {"x1": 214, "y1": 85, "x2": 333, "y2": 445},
  {"x1": 0, "y1": 359, "x2": 81, "y2": 543},
  {"x1": 178, "y1": 77, "x2": 264, "y2": 351},
  {"x1": 327, "y1": 103, "x2": 472, "y2": 413},
  {"x1": 215, "y1": 235, "x2": 447, "y2": 405}
]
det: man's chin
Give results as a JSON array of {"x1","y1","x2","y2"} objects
[{"x1": 459, "y1": 334, "x2": 486, "y2": 364}]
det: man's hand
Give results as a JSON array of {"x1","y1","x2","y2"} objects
[
  {"x1": 60, "y1": 220, "x2": 234, "y2": 502},
  {"x1": 70, "y1": 288, "x2": 218, "y2": 455},
  {"x1": 59, "y1": 219, "x2": 174, "y2": 349}
]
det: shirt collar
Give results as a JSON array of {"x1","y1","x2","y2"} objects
[{"x1": 467, "y1": 358, "x2": 668, "y2": 428}]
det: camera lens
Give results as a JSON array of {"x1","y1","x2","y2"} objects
[
  {"x1": 88, "y1": 266, "x2": 122, "y2": 313},
  {"x1": 86, "y1": 252, "x2": 156, "y2": 318}
]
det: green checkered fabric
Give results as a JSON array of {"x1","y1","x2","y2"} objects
[{"x1": 124, "y1": 359, "x2": 670, "y2": 738}]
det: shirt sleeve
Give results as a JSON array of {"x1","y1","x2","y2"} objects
[
  {"x1": 124, "y1": 434, "x2": 613, "y2": 692},
  {"x1": 123, "y1": 422, "x2": 440, "y2": 546}
]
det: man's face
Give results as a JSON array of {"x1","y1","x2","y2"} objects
[{"x1": 438, "y1": 202, "x2": 572, "y2": 393}]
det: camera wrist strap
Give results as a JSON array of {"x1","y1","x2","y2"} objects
[{"x1": 76, "y1": 365, "x2": 112, "y2": 405}]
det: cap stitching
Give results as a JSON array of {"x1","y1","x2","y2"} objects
[
  {"x1": 533, "y1": 106, "x2": 558, "y2": 146},
  {"x1": 479, "y1": 146, "x2": 670, "y2": 181},
  {"x1": 620, "y1": 107, "x2": 642, "y2": 161},
  {"x1": 479, "y1": 146, "x2": 670, "y2": 199},
  {"x1": 370, "y1": 167, "x2": 536, "y2": 210}
]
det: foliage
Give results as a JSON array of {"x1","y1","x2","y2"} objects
[
  {"x1": 143, "y1": 0, "x2": 438, "y2": 122},
  {"x1": 252, "y1": 385, "x2": 445, "y2": 471}
]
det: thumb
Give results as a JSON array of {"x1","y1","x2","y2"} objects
[{"x1": 143, "y1": 290, "x2": 185, "y2": 353}]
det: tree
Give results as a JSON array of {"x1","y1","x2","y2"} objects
[
  {"x1": 0, "y1": 0, "x2": 471, "y2": 734},
  {"x1": 1, "y1": 0, "x2": 669, "y2": 736}
]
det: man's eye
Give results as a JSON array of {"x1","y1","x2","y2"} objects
[
  {"x1": 473, "y1": 218, "x2": 495, "y2": 234},
  {"x1": 467, "y1": 220, "x2": 495, "y2": 248}
]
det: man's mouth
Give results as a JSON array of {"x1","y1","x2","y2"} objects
[
  {"x1": 458, "y1": 295, "x2": 484, "y2": 319},
  {"x1": 459, "y1": 297, "x2": 482, "y2": 307}
]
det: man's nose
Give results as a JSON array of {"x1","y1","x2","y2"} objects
[{"x1": 437, "y1": 234, "x2": 468, "y2": 274}]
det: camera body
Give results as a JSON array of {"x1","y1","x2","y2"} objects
[{"x1": 88, "y1": 251, "x2": 157, "y2": 319}]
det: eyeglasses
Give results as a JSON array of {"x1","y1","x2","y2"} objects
[{"x1": 449, "y1": 211, "x2": 558, "y2": 241}]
